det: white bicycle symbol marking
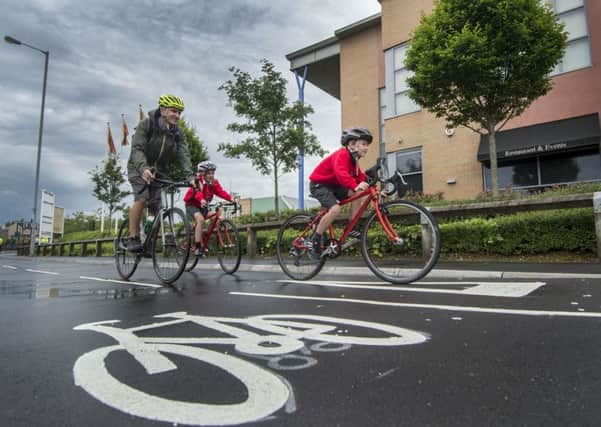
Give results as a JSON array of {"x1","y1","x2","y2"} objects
[{"x1": 73, "y1": 312, "x2": 428, "y2": 426}]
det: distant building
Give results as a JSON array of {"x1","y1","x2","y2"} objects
[{"x1": 287, "y1": 0, "x2": 600, "y2": 198}]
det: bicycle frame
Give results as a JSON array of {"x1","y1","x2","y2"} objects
[
  {"x1": 196, "y1": 202, "x2": 238, "y2": 252},
  {"x1": 304, "y1": 185, "x2": 399, "y2": 247}
]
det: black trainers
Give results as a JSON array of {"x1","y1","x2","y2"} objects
[
  {"x1": 127, "y1": 236, "x2": 142, "y2": 252},
  {"x1": 308, "y1": 233, "x2": 322, "y2": 260}
]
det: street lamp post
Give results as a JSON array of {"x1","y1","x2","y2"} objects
[{"x1": 4, "y1": 35, "x2": 49, "y2": 257}]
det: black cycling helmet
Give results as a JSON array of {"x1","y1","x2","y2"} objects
[{"x1": 341, "y1": 127, "x2": 373, "y2": 146}]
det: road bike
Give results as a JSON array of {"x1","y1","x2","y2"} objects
[
  {"x1": 73, "y1": 312, "x2": 428, "y2": 426},
  {"x1": 114, "y1": 177, "x2": 192, "y2": 284},
  {"x1": 180, "y1": 201, "x2": 242, "y2": 274},
  {"x1": 276, "y1": 160, "x2": 441, "y2": 284}
]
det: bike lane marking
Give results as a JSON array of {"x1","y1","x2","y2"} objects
[
  {"x1": 25, "y1": 268, "x2": 59, "y2": 275},
  {"x1": 277, "y1": 280, "x2": 545, "y2": 298},
  {"x1": 80, "y1": 276, "x2": 162, "y2": 288},
  {"x1": 230, "y1": 292, "x2": 601, "y2": 318},
  {"x1": 2, "y1": 265, "x2": 17, "y2": 269}
]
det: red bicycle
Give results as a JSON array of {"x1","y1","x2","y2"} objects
[
  {"x1": 275, "y1": 161, "x2": 441, "y2": 284},
  {"x1": 181, "y1": 201, "x2": 242, "y2": 274}
]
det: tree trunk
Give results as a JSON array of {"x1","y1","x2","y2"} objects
[
  {"x1": 274, "y1": 164, "x2": 279, "y2": 217},
  {"x1": 488, "y1": 127, "x2": 500, "y2": 197}
]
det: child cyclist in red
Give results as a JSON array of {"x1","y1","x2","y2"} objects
[
  {"x1": 308, "y1": 127, "x2": 373, "y2": 259},
  {"x1": 184, "y1": 161, "x2": 234, "y2": 256}
]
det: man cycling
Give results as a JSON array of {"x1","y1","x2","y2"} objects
[
  {"x1": 308, "y1": 127, "x2": 373, "y2": 259},
  {"x1": 126, "y1": 94, "x2": 196, "y2": 252}
]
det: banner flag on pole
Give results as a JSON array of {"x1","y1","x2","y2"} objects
[
  {"x1": 121, "y1": 114, "x2": 129, "y2": 146},
  {"x1": 107, "y1": 122, "x2": 116, "y2": 155}
]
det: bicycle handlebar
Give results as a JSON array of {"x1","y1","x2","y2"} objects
[{"x1": 365, "y1": 158, "x2": 409, "y2": 197}]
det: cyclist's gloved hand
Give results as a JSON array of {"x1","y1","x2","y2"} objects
[{"x1": 200, "y1": 199, "x2": 207, "y2": 208}]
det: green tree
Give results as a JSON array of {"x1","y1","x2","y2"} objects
[
  {"x1": 405, "y1": 0, "x2": 567, "y2": 196},
  {"x1": 219, "y1": 59, "x2": 325, "y2": 216},
  {"x1": 89, "y1": 154, "x2": 130, "y2": 226},
  {"x1": 167, "y1": 118, "x2": 209, "y2": 180},
  {"x1": 64, "y1": 211, "x2": 97, "y2": 234}
]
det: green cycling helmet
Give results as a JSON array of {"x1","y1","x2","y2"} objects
[{"x1": 158, "y1": 94, "x2": 185, "y2": 111}]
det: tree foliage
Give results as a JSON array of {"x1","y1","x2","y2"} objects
[
  {"x1": 89, "y1": 154, "x2": 130, "y2": 224},
  {"x1": 405, "y1": 0, "x2": 567, "y2": 195},
  {"x1": 219, "y1": 59, "x2": 325, "y2": 215}
]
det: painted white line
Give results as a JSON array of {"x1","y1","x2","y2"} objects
[
  {"x1": 25, "y1": 268, "x2": 59, "y2": 275},
  {"x1": 2, "y1": 265, "x2": 18, "y2": 270},
  {"x1": 80, "y1": 276, "x2": 162, "y2": 288},
  {"x1": 230, "y1": 291, "x2": 601, "y2": 318},
  {"x1": 277, "y1": 280, "x2": 545, "y2": 298}
]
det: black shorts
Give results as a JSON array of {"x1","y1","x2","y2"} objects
[
  {"x1": 128, "y1": 173, "x2": 161, "y2": 214},
  {"x1": 186, "y1": 205, "x2": 208, "y2": 218},
  {"x1": 310, "y1": 182, "x2": 351, "y2": 209}
]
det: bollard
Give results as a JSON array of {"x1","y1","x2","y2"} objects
[
  {"x1": 421, "y1": 212, "x2": 433, "y2": 258},
  {"x1": 246, "y1": 227, "x2": 257, "y2": 258},
  {"x1": 594, "y1": 192, "x2": 601, "y2": 260}
]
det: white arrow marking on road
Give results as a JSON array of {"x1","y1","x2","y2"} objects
[
  {"x1": 25, "y1": 268, "x2": 59, "y2": 275},
  {"x1": 2, "y1": 265, "x2": 17, "y2": 269},
  {"x1": 231, "y1": 292, "x2": 601, "y2": 318},
  {"x1": 277, "y1": 280, "x2": 545, "y2": 298},
  {"x1": 80, "y1": 276, "x2": 162, "y2": 288}
]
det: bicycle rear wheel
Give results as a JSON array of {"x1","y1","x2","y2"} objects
[
  {"x1": 151, "y1": 208, "x2": 190, "y2": 284},
  {"x1": 276, "y1": 214, "x2": 326, "y2": 281},
  {"x1": 215, "y1": 219, "x2": 242, "y2": 274},
  {"x1": 114, "y1": 219, "x2": 139, "y2": 280},
  {"x1": 360, "y1": 200, "x2": 440, "y2": 284}
]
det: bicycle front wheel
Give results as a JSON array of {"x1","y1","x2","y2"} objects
[
  {"x1": 276, "y1": 214, "x2": 326, "y2": 281},
  {"x1": 215, "y1": 219, "x2": 242, "y2": 274},
  {"x1": 152, "y1": 208, "x2": 190, "y2": 284},
  {"x1": 361, "y1": 200, "x2": 440, "y2": 284},
  {"x1": 114, "y1": 219, "x2": 139, "y2": 280}
]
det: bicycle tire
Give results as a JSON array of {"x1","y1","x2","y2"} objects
[
  {"x1": 151, "y1": 207, "x2": 190, "y2": 284},
  {"x1": 276, "y1": 213, "x2": 326, "y2": 281},
  {"x1": 360, "y1": 200, "x2": 440, "y2": 284},
  {"x1": 184, "y1": 252, "x2": 199, "y2": 272},
  {"x1": 114, "y1": 220, "x2": 139, "y2": 280},
  {"x1": 216, "y1": 219, "x2": 242, "y2": 274}
]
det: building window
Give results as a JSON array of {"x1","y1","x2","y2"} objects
[
  {"x1": 387, "y1": 147, "x2": 423, "y2": 192},
  {"x1": 393, "y1": 44, "x2": 420, "y2": 116},
  {"x1": 483, "y1": 148, "x2": 601, "y2": 190},
  {"x1": 544, "y1": 0, "x2": 591, "y2": 75}
]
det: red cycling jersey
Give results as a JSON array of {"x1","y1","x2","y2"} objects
[
  {"x1": 184, "y1": 177, "x2": 233, "y2": 209},
  {"x1": 309, "y1": 147, "x2": 366, "y2": 190}
]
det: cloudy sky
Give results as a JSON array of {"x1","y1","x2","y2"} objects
[{"x1": 0, "y1": 0, "x2": 381, "y2": 224}]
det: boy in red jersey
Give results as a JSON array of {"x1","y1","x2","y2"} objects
[
  {"x1": 184, "y1": 161, "x2": 234, "y2": 256},
  {"x1": 308, "y1": 127, "x2": 373, "y2": 259}
]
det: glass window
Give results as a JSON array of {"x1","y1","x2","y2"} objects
[
  {"x1": 561, "y1": 8, "x2": 588, "y2": 40},
  {"x1": 540, "y1": 150, "x2": 601, "y2": 184},
  {"x1": 554, "y1": 0, "x2": 583, "y2": 13},
  {"x1": 483, "y1": 158, "x2": 538, "y2": 190},
  {"x1": 388, "y1": 148, "x2": 423, "y2": 193},
  {"x1": 379, "y1": 88, "x2": 386, "y2": 144},
  {"x1": 548, "y1": 0, "x2": 590, "y2": 75},
  {"x1": 392, "y1": 44, "x2": 421, "y2": 116}
]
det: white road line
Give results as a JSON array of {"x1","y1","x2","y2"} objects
[
  {"x1": 25, "y1": 268, "x2": 59, "y2": 275},
  {"x1": 230, "y1": 291, "x2": 601, "y2": 318},
  {"x1": 80, "y1": 276, "x2": 162, "y2": 288},
  {"x1": 277, "y1": 280, "x2": 545, "y2": 298},
  {"x1": 2, "y1": 265, "x2": 18, "y2": 270}
]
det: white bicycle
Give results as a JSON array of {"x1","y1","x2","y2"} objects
[{"x1": 73, "y1": 312, "x2": 428, "y2": 426}]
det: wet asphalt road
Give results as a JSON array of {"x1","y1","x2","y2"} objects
[{"x1": 2, "y1": 253, "x2": 601, "y2": 426}]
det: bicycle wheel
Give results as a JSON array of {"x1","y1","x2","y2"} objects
[
  {"x1": 151, "y1": 208, "x2": 190, "y2": 284},
  {"x1": 360, "y1": 200, "x2": 440, "y2": 284},
  {"x1": 276, "y1": 214, "x2": 326, "y2": 281},
  {"x1": 114, "y1": 219, "x2": 139, "y2": 280},
  {"x1": 215, "y1": 219, "x2": 242, "y2": 274}
]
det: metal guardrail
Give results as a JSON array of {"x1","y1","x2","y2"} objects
[{"x1": 17, "y1": 193, "x2": 598, "y2": 258}]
